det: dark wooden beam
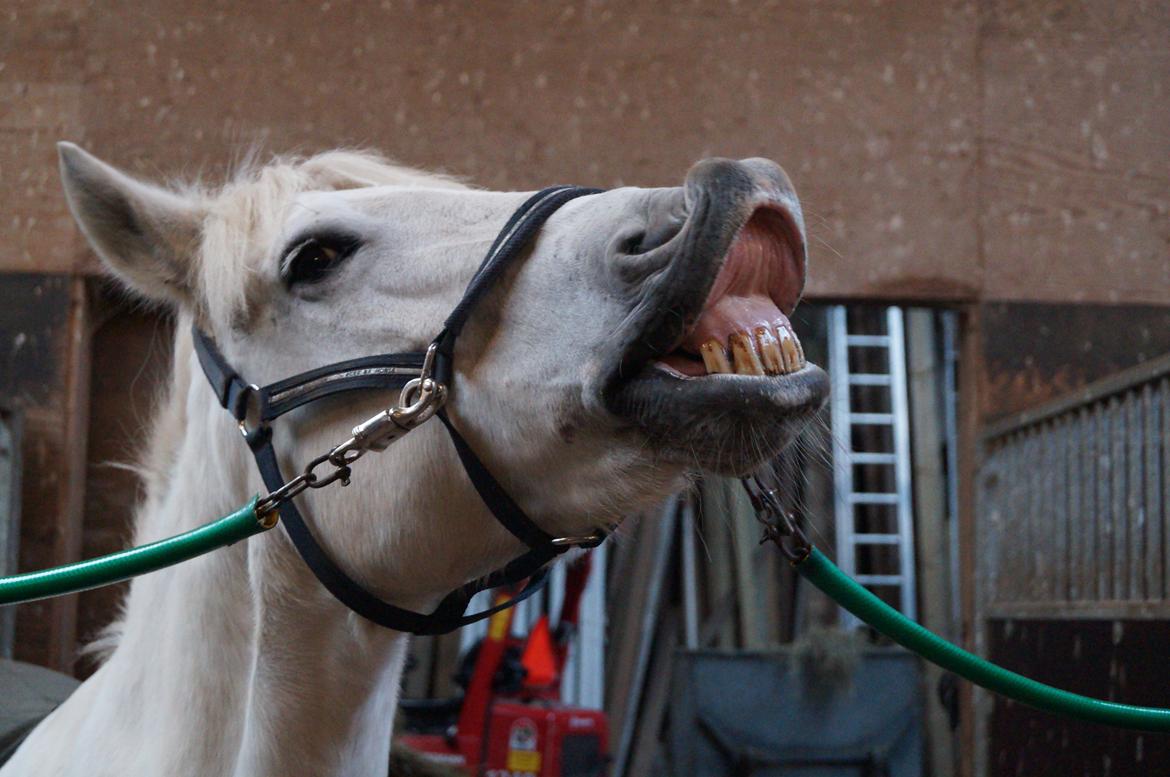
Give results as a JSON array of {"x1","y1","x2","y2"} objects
[
  {"x1": 957, "y1": 304, "x2": 983, "y2": 777},
  {"x1": 43, "y1": 277, "x2": 92, "y2": 673}
]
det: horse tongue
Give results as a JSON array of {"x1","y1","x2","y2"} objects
[
  {"x1": 681, "y1": 293, "x2": 786, "y2": 354},
  {"x1": 680, "y1": 213, "x2": 793, "y2": 355},
  {"x1": 662, "y1": 211, "x2": 805, "y2": 376}
]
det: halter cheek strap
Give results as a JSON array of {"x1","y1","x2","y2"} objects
[{"x1": 194, "y1": 185, "x2": 603, "y2": 635}]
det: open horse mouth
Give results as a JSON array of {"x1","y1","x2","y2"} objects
[{"x1": 601, "y1": 158, "x2": 830, "y2": 475}]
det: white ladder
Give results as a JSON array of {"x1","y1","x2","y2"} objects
[{"x1": 829, "y1": 306, "x2": 917, "y2": 624}]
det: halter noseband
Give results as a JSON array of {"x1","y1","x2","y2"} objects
[{"x1": 193, "y1": 185, "x2": 603, "y2": 635}]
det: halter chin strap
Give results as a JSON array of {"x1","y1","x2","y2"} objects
[{"x1": 193, "y1": 185, "x2": 603, "y2": 635}]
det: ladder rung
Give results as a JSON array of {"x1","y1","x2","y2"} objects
[
  {"x1": 852, "y1": 533, "x2": 901, "y2": 545},
  {"x1": 849, "y1": 452, "x2": 897, "y2": 465},
  {"x1": 849, "y1": 493, "x2": 900, "y2": 505},
  {"x1": 848, "y1": 373, "x2": 893, "y2": 386},
  {"x1": 855, "y1": 574, "x2": 904, "y2": 586},
  {"x1": 846, "y1": 335, "x2": 890, "y2": 347},
  {"x1": 849, "y1": 413, "x2": 894, "y2": 425}
]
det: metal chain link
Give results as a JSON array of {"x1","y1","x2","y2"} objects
[{"x1": 741, "y1": 473, "x2": 811, "y2": 563}]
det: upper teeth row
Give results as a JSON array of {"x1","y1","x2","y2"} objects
[{"x1": 699, "y1": 324, "x2": 805, "y2": 376}]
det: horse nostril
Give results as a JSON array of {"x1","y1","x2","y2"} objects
[
  {"x1": 620, "y1": 232, "x2": 647, "y2": 255},
  {"x1": 622, "y1": 217, "x2": 684, "y2": 256}
]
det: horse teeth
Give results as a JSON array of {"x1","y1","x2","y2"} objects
[
  {"x1": 729, "y1": 331, "x2": 766, "y2": 376},
  {"x1": 700, "y1": 328, "x2": 804, "y2": 376},
  {"x1": 777, "y1": 325, "x2": 804, "y2": 372},
  {"x1": 700, "y1": 339, "x2": 732, "y2": 374},
  {"x1": 755, "y1": 327, "x2": 784, "y2": 375}
]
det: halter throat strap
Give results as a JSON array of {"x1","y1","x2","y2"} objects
[{"x1": 193, "y1": 185, "x2": 602, "y2": 635}]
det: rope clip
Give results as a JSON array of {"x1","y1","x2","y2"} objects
[{"x1": 742, "y1": 474, "x2": 812, "y2": 564}]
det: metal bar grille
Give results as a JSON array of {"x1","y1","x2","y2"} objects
[{"x1": 980, "y1": 356, "x2": 1170, "y2": 616}]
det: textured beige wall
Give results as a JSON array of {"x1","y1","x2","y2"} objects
[{"x1": 1, "y1": 1, "x2": 1167, "y2": 304}]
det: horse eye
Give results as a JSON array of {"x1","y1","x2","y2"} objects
[{"x1": 283, "y1": 238, "x2": 349, "y2": 286}]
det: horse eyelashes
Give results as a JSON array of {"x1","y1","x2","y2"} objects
[{"x1": 282, "y1": 237, "x2": 354, "y2": 287}]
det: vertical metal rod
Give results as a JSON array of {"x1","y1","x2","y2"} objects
[{"x1": 887, "y1": 306, "x2": 918, "y2": 620}]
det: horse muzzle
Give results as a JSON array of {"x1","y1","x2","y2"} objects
[{"x1": 600, "y1": 157, "x2": 830, "y2": 475}]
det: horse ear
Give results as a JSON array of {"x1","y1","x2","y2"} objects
[{"x1": 58, "y1": 142, "x2": 204, "y2": 306}]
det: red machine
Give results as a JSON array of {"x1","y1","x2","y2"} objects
[{"x1": 399, "y1": 556, "x2": 609, "y2": 777}]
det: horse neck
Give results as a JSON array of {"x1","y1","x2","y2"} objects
[{"x1": 46, "y1": 344, "x2": 418, "y2": 776}]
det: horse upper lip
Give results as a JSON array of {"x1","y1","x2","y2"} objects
[{"x1": 600, "y1": 160, "x2": 808, "y2": 401}]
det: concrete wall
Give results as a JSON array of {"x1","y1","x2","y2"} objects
[{"x1": 3, "y1": 1, "x2": 1167, "y2": 304}]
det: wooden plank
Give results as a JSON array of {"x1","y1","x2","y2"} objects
[
  {"x1": 1143, "y1": 384, "x2": 1163, "y2": 602},
  {"x1": 1005, "y1": 434, "x2": 1021, "y2": 603},
  {"x1": 1097, "y1": 401, "x2": 1112, "y2": 601},
  {"x1": 1022, "y1": 431, "x2": 1038, "y2": 602},
  {"x1": 700, "y1": 481, "x2": 736, "y2": 648},
  {"x1": 1084, "y1": 406, "x2": 1100, "y2": 602},
  {"x1": 44, "y1": 277, "x2": 91, "y2": 673},
  {"x1": 1126, "y1": 391, "x2": 1144, "y2": 600},
  {"x1": 625, "y1": 608, "x2": 679, "y2": 777},
  {"x1": 1006, "y1": 430, "x2": 1024, "y2": 599},
  {"x1": 1067, "y1": 411, "x2": 1084, "y2": 601},
  {"x1": 1036, "y1": 424, "x2": 1053, "y2": 601},
  {"x1": 1163, "y1": 378, "x2": 1170, "y2": 600},
  {"x1": 982, "y1": 3, "x2": 1170, "y2": 307},
  {"x1": 906, "y1": 308, "x2": 958, "y2": 777},
  {"x1": 981, "y1": 445, "x2": 997, "y2": 605},
  {"x1": 727, "y1": 479, "x2": 765, "y2": 649},
  {"x1": 987, "y1": 600, "x2": 1170, "y2": 621},
  {"x1": 1111, "y1": 397, "x2": 1127, "y2": 603},
  {"x1": 608, "y1": 499, "x2": 676, "y2": 777},
  {"x1": 992, "y1": 439, "x2": 1010, "y2": 604},
  {"x1": 983, "y1": 351, "x2": 1170, "y2": 441},
  {"x1": 956, "y1": 305, "x2": 982, "y2": 777},
  {"x1": 1006, "y1": 433, "x2": 1021, "y2": 603},
  {"x1": 1053, "y1": 417, "x2": 1069, "y2": 602}
]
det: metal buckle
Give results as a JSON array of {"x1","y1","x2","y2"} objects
[
  {"x1": 236, "y1": 384, "x2": 265, "y2": 439},
  {"x1": 550, "y1": 529, "x2": 608, "y2": 549}
]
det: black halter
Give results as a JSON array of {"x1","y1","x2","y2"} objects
[{"x1": 193, "y1": 185, "x2": 603, "y2": 635}]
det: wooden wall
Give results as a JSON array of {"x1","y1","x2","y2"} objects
[{"x1": 2, "y1": 1, "x2": 1167, "y2": 304}]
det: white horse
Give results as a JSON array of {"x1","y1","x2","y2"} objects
[{"x1": 3, "y1": 143, "x2": 827, "y2": 776}]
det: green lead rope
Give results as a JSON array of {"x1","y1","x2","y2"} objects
[
  {"x1": 4, "y1": 499, "x2": 1170, "y2": 732},
  {"x1": 795, "y1": 546, "x2": 1170, "y2": 732},
  {"x1": 0, "y1": 498, "x2": 270, "y2": 606}
]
